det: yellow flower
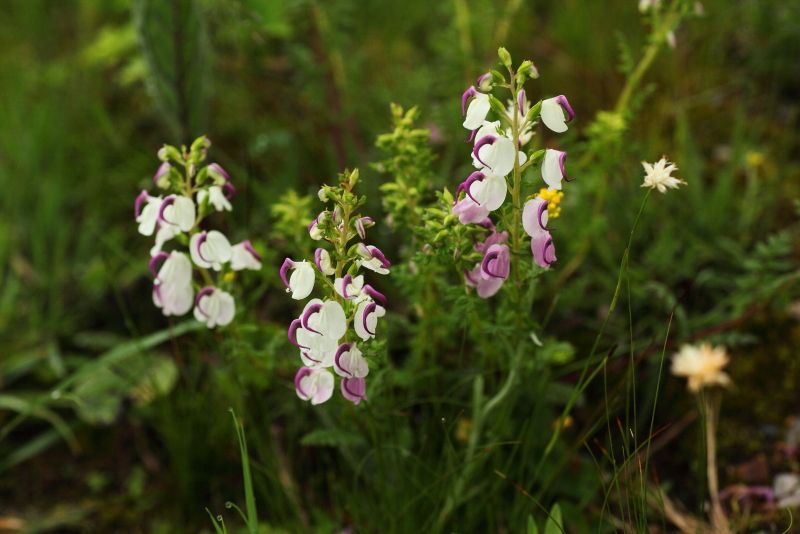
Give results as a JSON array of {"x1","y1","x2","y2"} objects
[
  {"x1": 745, "y1": 150, "x2": 765, "y2": 170},
  {"x1": 671, "y1": 343, "x2": 731, "y2": 393},
  {"x1": 537, "y1": 187, "x2": 564, "y2": 219}
]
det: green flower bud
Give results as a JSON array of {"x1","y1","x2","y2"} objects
[{"x1": 498, "y1": 47, "x2": 512, "y2": 68}]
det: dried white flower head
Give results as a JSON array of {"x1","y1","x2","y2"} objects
[
  {"x1": 671, "y1": 343, "x2": 731, "y2": 393},
  {"x1": 641, "y1": 157, "x2": 684, "y2": 193}
]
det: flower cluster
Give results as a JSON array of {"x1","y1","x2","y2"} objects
[
  {"x1": 454, "y1": 49, "x2": 574, "y2": 298},
  {"x1": 135, "y1": 136, "x2": 262, "y2": 328},
  {"x1": 281, "y1": 169, "x2": 389, "y2": 406}
]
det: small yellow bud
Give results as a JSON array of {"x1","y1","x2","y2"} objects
[{"x1": 223, "y1": 272, "x2": 236, "y2": 283}]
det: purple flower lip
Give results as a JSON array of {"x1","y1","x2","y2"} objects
[
  {"x1": 372, "y1": 246, "x2": 391, "y2": 268},
  {"x1": 288, "y1": 319, "x2": 309, "y2": 349},
  {"x1": 362, "y1": 302, "x2": 378, "y2": 336},
  {"x1": 222, "y1": 181, "x2": 236, "y2": 199},
  {"x1": 464, "y1": 268, "x2": 480, "y2": 286},
  {"x1": 476, "y1": 72, "x2": 492, "y2": 86},
  {"x1": 279, "y1": 258, "x2": 294, "y2": 288},
  {"x1": 334, "y1": 343, "x2": 353, "y2": 376},
  {"x1": 208, "y1": 162, "x2": 230, "y2": 181},
  {"x1": 294, "y1": 367, "x2": 312, "y2": 397},
  {"x1": 194, "y1": 231, "x2": 211, "y2": 263},
  {"x1": 461, "y1": 171, "x2": 486, "y2": 204},
  {"x1": 481, "y1": 248, "x2": 509, "y2": 279},
  {"x1": 134, "y1": 190, "x2": 150, "y2": 219},
  {"x1": 157, "y1": 195, "x2": 176, "y2": 224},
  {"x1": 242, "y1": 240, "x2": 261, "y2": 261},
  {"x1": 301, "y1": 303, "x2": 322, "y2": 334},
  {"x1": 472, "y1": 135, "x2": 497, "y2": 168},
  {"x1": 341, "y1": 377, "x2": 366, "y2": 404},
  {"x1": 466, "y1": 128, "x2": 477, "y2": 143},
  {"x1": 194, "y1": 286, "x2": 216, "y2": 318},
  {"x1": 313, "y1": 248, "x2": 325, "y2": 271},
  {"x1": 538, "y1": 201, "x2": 548, "y2": 229},
  {"x1": 149, "y1": 251, "x2": 170, "y2": 278},
  {"x1": 461, "y1": 86, "x2": 477, "y2": 116},
  {"x1": 340, "y1": 274, "x2": 354, "y2": 299},
  {"x1": 554, "y1": 95, "x2": 575, "y2": 122},
  {"x1": 307, "y1": 212, "x2": 324, "y2": 232},
  {"x1": 558, "y1": 151, "x2": 573, "y2": 182},
  {"x1": 152, "y1": 162, "x2": 171, "y2": 185},
  {"x1": 362, "y1": 284, "x2": 387, "y2": 305},
  {"x1": 302, "y1": 351, "x2": 322, "y2": 365}
]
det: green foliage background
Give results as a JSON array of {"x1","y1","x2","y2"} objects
[{"x1": 0, "y1": 0, "x2": 798, "y2": 532}]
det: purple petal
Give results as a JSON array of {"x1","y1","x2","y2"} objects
[
  {"x1": 340, "y1": 274, "x2": 353, "y2": 298},
  {"x1": 149, "y1": 251, "x2": 169, "y2": 278},
  {"x1": 555, "y1": 95, "x2": 575, "y2": 122},
  {"x1": 517, "y1": 89, "x2": 526, "y2": 112},
  {"x1": 334, "y1": 343, "x2": 353, "y2": 376},
  {"x1": 134, "y1": 190, "x2": 150, "y2": 219},
  {"x1": 472, "y1": 135, "x2": 497, "y2": 168},
  {"x1": 559, "y1": 151, "x2": 572, "y2": 182},
  {"x1": 242, "y1": 240, "x2": 261, "y2": 261},
  {"x1": 461, "y1": 86, "x2": 477, "y2": 116},
  {"x1": 152, "y1": 162, "x2": 171, "y2": 185},
  {"x1": 362, "y1": 302, "x2": 378, "y2": 335},
  {"x1": 157, "y1": 195, "x2": 176, "y2": 224},
  {"x1": 313, "y1": 248, "x2": 326, "y2": 272},
  {"x1": 222, "y1": 181, "x2": 236, "y2": 199},
  {"x1": 341, "y1": 377, "x2": 366, "y2": 404},
  {"x1": 294, "y1": 367, "x2": 313, "y2": 399},
  {"x1": 362, "y1": 284, "x2": 387, "y2": 305},
  {"x1": 207, "y1": 162, "x2": 230, "y2": 181},
  {"x1": 460, "y1": 171, "x2": 486, "y2": 204},
  {"x1": 288, "y1": 319, "x2": 308, "y2": 349},
  {"x1": 301, "y1": 303, "x2": 323, "y2": 334},
  {"x1": 367, "y1": 246, "x2": 391, "y2": 268},
  {"x1": 194, "y1": 286, "x2": 216, "y2": 317},
  {"x1": 279, "y1": 258, "x2": 294, "y2": 288}
]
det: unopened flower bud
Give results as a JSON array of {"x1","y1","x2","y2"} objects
[
  {"x1": 498, "y1": 47, "x2": 512, "y2": 68},
  {"x1": 476, "y1": 72, "x2": 493, "y2": 92}
]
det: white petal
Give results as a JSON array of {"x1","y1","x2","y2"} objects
[
  {"x1": 202, "y1": 230, "x2": 232, "y2": 270},
  {"x1": 463, "y1": 93, "x2": 490, "y2": 130},
  {"x1": 137, "y1": 198, "x2": 161, "y2": 236},
  {"x1": 150, "y1": 224, "x2": 179, "y2": 257},
  {"x1": 311, "y1": 370, "x2": 334, "y2": 405},
  {"x1": 289, "y1": 261, "x2": 315, "y2": 300},
  {"x1": 230, "y1": 242, "x2": 262, "y2": 271},
  {"x1": 479, "y1": 135, "x2": 516, "y2": 176},
  {"x1": 542, "y1": 149, "x2": 564, "y2": 190},
  {"x1": 189, "y1": 233, "x2": 211, "y2": 269},
  {"x1": 471, "y1": 174, "x2": 507, "y2": 211},
  {"x1": 171, "y1": 196, "x2": 196, "y2": 232},
  {"x1": 541, "y1": 98, "x2": 568, "y2": 133}
]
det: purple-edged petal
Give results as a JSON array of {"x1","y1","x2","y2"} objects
[
  {"x1": 532, "y1": 232, "x2": 557, "y2": 268},
  {"x1": 341, "y1": 377, "x2": 366, "y2": 405},
  {"x1": 480, "y1": 244, "x2": 510, "y2": 280},
  {"x1": 522, "y1": 197, "x2": 549, "y2": 237},
  {"x1": 461, "y1": 86, "x2": 477, "y2": 116},
  {"x1": 149, "y1": 251, "x2": 169, "y2": 278}
]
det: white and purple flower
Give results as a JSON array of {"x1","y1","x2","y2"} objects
[
  {"x1": 540, "y1": 95, "x2": 575, "y2": 133},
  {"x1": 230, "y1": 240, "x2": 262, "y2": 271},
  {"x1": 280, "y1": 258, "x2": 316, "y2": 300},
  {"x1": 193, "y1": 286, "x2": 236, "y2": 328},
  {"x1": 151, "y1": 251, "x2": 194, "y2": 316},
  {"x1": 294, "y1": 367, "x2": 334, "y2": 405},
  {"x1": 190, "y1": 230, "x2": 232, "y2": 271}
]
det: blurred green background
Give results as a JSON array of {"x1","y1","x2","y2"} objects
[{"x1": 1, "y1": 0, "x2": 798, "y2": 532}]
